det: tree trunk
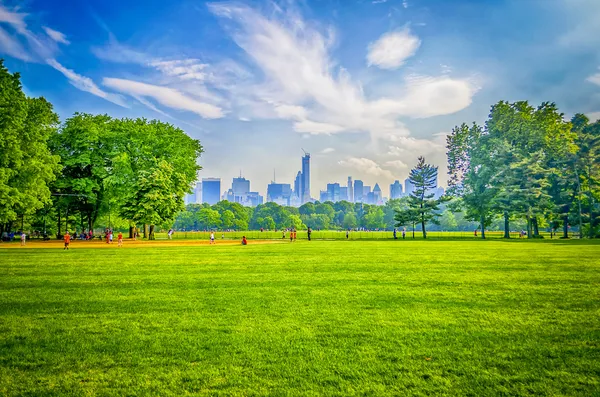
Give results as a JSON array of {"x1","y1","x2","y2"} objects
[
  {"x1": 480, "y1": 214, "x2": 486, "y2": 239},
  {"x1": 143, "y1": 223, "x2": 147, "y2": 239},
  {"x1": 149, "y1": 225, "x2": 155, "y2": 240},
  {"x1": 562, "y1": 215, "x2": 569, "y2": 239},
  {"x1": 421, "y1": 219, "x2": 426, "y2": 239},
  {"x1": 65, "y1": 206, "x2": 70, "y2": 235},
  {"x1": 129, "y1": 225, "x2": 134, "y2": 239},
  {"x1": 87, "y1": 213, "x2": 92, "y2": 233},
  {"x1": 412, "y1": 223, "x2": 415, "y2": 239},
  {"x1": 532, "y1": 216, "x2": 540, "y2": 237},
  {"x1": 526, "y1": 213, "x2": 532, "y2": 239},
  {"x1": 57, "y1": 210, "x2": 61, "y2": 238},
  {"x1": 503, "y1": 211, "x2": 510, "y2": 238},
  {"x1": 589, "y1": 195, "x2": 595, "y2": 239}
]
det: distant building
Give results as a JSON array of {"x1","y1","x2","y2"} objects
[
  {"x1": 267, "y1": 183, "x2": 292, "y2": 206},
  {"x1": 390, "y1": 180, "x2": 403, "y2": 199},
  {"x1": 366, "y1": 192, "x2": 375, "y2": 205},
  {"x1": 326, "y1": 183, "x2": 340, "y2": 202},
  {"x1": 347, "y1": 176, "x2": 354, "y2": 203},
  {"x1": 354, "y1": 180, "x2": 364, "y2": 203},
  {"x1": 301, "y1": 152, "x2": 311, "y2": 204},
  {"x1": 202, "y1": 178, "x2": 221, "y2": 205},
  {"x1": 340, "y1": 187, "x2": 348, "y2": 202},
  {"x1": 246, "y1": 192, "x2": 264, "y2": 206},
  {"x1": 319, "y1": 191, "x2": 328, "y2": 202},
  {"x1": 232, "y1": 177, "x2": 250, "y2": 202},
  {"x1": 405, "y1": 178, "x2": 415, "y2": 196},
  {"x1": 294, "y1": 171, "x2": 302, "y2": 200},
  {"x1": 373, "y1": 183, "x2": 382, "y2": 204},
  {"x1": 363, "y1": 186, "x2": 371, "y2": 197},
  {"x1": 434, "y1": 186, "x2": 445, "y2": 200}
]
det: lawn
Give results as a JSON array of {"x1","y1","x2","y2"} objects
[{"x1": 1, "y1": 240, "x2": 599, "y2": 396}]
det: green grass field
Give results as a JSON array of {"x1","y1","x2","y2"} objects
[{"x1": 1, "y1": 240, "x2": 599, "y2": 396}]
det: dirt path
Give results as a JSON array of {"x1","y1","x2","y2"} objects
[{"x1": 0, "y1": 239, "x2": 284, "y2": 249}]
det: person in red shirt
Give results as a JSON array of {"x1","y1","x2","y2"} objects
[
  {"x1": 64, "y1": 231, "x2": 71, "y2": 250},
  {"x1": 242, "y1": 236, "x2": 247, "y2": 245},
  {"x1": 118, "y1": 232, "x2": 123, "y2": 247}
]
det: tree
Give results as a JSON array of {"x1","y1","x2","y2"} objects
[
  {"x1": 447, "y1": 123, "x2": 497, "y2": 238},
  {"x1": 405, "y1": 157, "x2": 445, "y2": 238},
  {"x1": 342, "y1": 212, "x2": 358, "y2": 229},
  {"x1": 197, "y1": 207, "x2": 221, "y2": 230},
  {"x1": 0, "y1": 60, "x2": 60, "y2": 233},
  {"x1": 394, "y1": 208, "x2": 420, "y2": 238},
  {"x1": 363, "y1": 206, "x2": 385, "y2": 229},
  {"x1": 287, "y1": 214, "x2": 306, "y2": 230},
  {"x1": 108, "y1": 118, "x2": 203, "y2": 236}
]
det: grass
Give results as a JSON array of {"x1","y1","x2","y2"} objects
[{"x1": 1, "y1": 240, "x2": 599, "y2": 396}]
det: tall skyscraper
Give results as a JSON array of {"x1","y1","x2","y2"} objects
[
  {"x1": 373, "y1": 183, "x2": 382, "y2": 204},
  {"x1": 301, "y1": 151, "x2": 311, "y2": 203},
  {"x1": 354, "y1": 179, "x2": 364, "y2": 203},
  {"x1": 294, "y1": 171, "x2": 302, "y2": 199},
  {"x1": 363, "y1": 185, "x2": 371, "y2": 196},
  {"x1": 405, "y1": 177, "x2": 415, "y2": 196},
  {"x1": 202, "y1": 178, "x2": 221, "y2": 205},
  {"x1": 231, "y1": 176, "x2": 250, "y2": 203},
  {"x1": 326, "y1": 183, "x2": 340, "y2": 202},
  {"x1": 340, "y1": 187, "x2": 348, "y2": 202},
  {"x1": 390, "y1": 180, "x2": 403, "y2": 199},
  {"x1": 267, "y1": 183, "x2": 292, "y2": 206},
  {"x1": 347, "y1": 176, "x2": 354, "y2": 203}
]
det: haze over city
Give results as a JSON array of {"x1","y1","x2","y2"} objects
[{"x1": 1, "y1": 0, "x2": 599, "y2": 197}]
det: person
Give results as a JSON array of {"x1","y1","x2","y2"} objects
[
  {"x1": 210, "y1": 232, "x2": 215, "y2": 244},
  {"x1": 402, "y1": 228, "x2": 406, "y2": 239},
  {"x1": 290, "y1": 229, "x2": 294, "y2": 242},
  {"x1": 109, "y1": 230, "x2": 113, "y2": 244},
  {"x1": 307, "y1": 227, "x2": 312, "y2": 241},
  {"x1": 64, "y1": 231, "x2": 71, "y2": 250},
  {"x1": 118, "y1": 231, "x2": 123, "y2": 247},
  {"x1": 168, "y1": 229, "x2": 173, "y2": 240},
  {"x1": 20, "y1": 232, "x2": 26, "y2": 246},
  {"x1": 474, "y1": 229, "x2": 478, "y2": 237},
  {"x1": 105, "y1": 230, "x2": 110, "y2": 244},
  {"x1": 393, "y1": 228, "x2": 397, "y2": 240},
  {"x1": 282, "y1": 230, "x2": 286, "y2": 239},
  {"x1": 346, "y1": 230, "x2": 349, "y2": 239},
  {"x1": 222, "y1": 233, "x2": 225, "y2": 239},
  {"x1": 242, "y1": 236, "x2": 247, "y2": 245}
]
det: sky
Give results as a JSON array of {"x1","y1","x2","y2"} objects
[{"x1": 1, "y1": 0, "x2": 599, "y2": 199}]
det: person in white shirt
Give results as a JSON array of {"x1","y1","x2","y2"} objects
[
  {"x1": 210, "y1": 232, "x2": 215, "y2": 244},
  {"x1": 20, "y1": 232, "x2": 26, "y2": 246}
]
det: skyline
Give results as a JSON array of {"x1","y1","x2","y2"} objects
[{"x1": 0, "y1": 0, "x2": 599, "y2": 194}]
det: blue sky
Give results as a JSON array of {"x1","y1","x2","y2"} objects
[{"x1": 1, "y1": 0, "x2": 599, "y2": 198}]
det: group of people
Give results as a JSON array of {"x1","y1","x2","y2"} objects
[{"x1": 392, "y1": 228, "x2": 407, "y2": 239}]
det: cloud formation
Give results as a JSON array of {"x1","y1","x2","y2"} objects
[
  {"x1": 43, "y1": 27, "x2": 70, "y2": 45},
  {"x1": 47, "y1": 59, "x2": 128, "y2": 107},
  {"x1": 367, "y1": 28, "x2": 420, "y2": 69},
  {"x1": 338, "y1": 157, "x2": 396, "y2": 179},
  {"x1": 103, "y1": 77, "x2": 224, "y2": 118},
  {"x1": 207, "y1": 2, "x2": 478, "y2": 141}
]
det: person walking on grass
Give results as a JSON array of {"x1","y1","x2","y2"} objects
[
  {"x1": 346, "y1": 230, "x2": 349, "y2": 240},
  {"x1": 210, "y1": 232, "x2": 215, "y2": 244},
  {"x1": 307, "y1": 227, "x2": 312, "y2": 241},
  {"x1": 402, "y1": 228, "x2": 406, "y2": 239},
  {"x1": 393, "y1": 228, "x2": 397, "y2": 240},
  {"x1": 118, "y1": 232, "x2": 123, "y2": 247},
  {"x1": 109, "y1": 230, "x2": 113, "y2": 244},
  {"x1": 64, "y1": 231, "x2": 71, "y2": 250},
  {"x1": 168, "y1": 229, "x2": 173, "y2": 240},
  {"x1": 20, "y1": 232, "x2": 26, "y2": 246}
]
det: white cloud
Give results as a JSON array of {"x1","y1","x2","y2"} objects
[
  {"x1": 384, "y1": 160, "x2": 408, "y2": 169},
  {"x1": 208, "y1": 2, "x2": 478, "y2": 141},
  {"x1": 0, "y1": 6, "x2": 27, "y2": 32},
  {"x1": 586, "y1": 111, "x2": 600, "y2": 121},
  {"x1": 587, "y1": 70, "x2": 600, "y2": 86},
  {"x1": 43, "y1": 27, "x2": 70, "y2": 45},
  {"x1": 46, "y1": 59, "x2": 128, "y2": 107},
  {"x1": 0, "y1": 26, "x2": 30, "y2": 61},
  {"x1": 367, "y1": 28, "x2": 420, "y2": 70},
  {"x1": 321, "y1": 147, "x2": 335, "y2": 154},
  {"x1": 403, "y1": 0, "x2": 409, "y2": 8},
  {"x1": 149, "y1": 59, "x2": 207, "y2": 81},
  {"x1": 338, "y1": 157, "x2": 396, "y2": 179},
  {"x1": 103, "y1": 77, "x2": 224, "y2": 119}
]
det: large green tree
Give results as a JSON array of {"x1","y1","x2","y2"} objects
[{"x1": 0, "y1": 60, "x2": 60, "y2": 233}]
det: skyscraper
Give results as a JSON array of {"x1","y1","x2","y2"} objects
[
  {"x1": 301, "y1": 151, "x2": 311, "y2": 203},
  {"x1": 405, "y1": 177, "x2": 415, "y2": 196},
  {"x1": 202, "y1": 178, "x2": 221, "y2": 205},
  {"x1": 390, "y1": 180, "x2": 403, "y2": 199},
  {"x1": 267, "y1": 183, "x2": 292, "y2": 206},
  {"x1": 373, "y1": 183, "x2": 382, "y2": 204},
  {"x1": 294, "y1": 171, "x2": 302, "y2": 199},
  {"x1": 340, "y1": 187, "x2": 348, "y2": 202},
  {"x1": 326, "y1": 183, "x2": 340, "y2": 202},
  {"x1": 232, "y1": 176, "x2": 250, "y2": 203},
  {"x1": 347, "y1": 176, "x2": 354, "y2": 203},
  {"x1": 354, "y1": 179, "x2": 364, "y2": 203}
]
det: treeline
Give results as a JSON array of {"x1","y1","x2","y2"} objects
[
  {"x1": 0, "y1": 60, "x2": 202, "y2": 239},
  {"x1": 172, "y1": 199, "x2": 512, "y2": 232},
  {"x1": 445, "y1": 101, "x2": 599, "y2": 238}
]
